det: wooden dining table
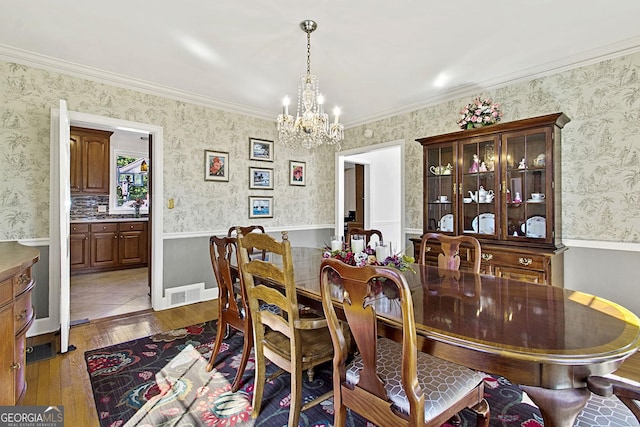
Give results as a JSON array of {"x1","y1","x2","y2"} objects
[{"x1": 271, "y1": 247, "x2": 640, "y2": 427}]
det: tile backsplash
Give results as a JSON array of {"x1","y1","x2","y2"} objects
[{"x1": 71, "y1": 195, "x2": 139, "y2": 220}]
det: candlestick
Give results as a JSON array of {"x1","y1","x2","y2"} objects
[
  {"x1": 333, "y1": 107, "x2": 340, "y2": 124},
  {"x1": 283, "y1": 96, "x2": 290, "y2": 116}
]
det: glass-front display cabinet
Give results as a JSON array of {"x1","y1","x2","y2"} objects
[{"x1": 415, "y1": 113, "x2": 570, "y2": 286}]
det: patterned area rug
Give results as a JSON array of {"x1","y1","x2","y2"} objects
[{"x1": 85, "y1": 320, "x2": 545, "y2": 427}]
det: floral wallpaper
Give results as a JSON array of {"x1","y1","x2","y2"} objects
[
  {"x1": 1, "y1": 51, "x2": 639, "y2": 243},
  {"x1": 0, "y1": 61, "x2": 334, "y2": 240},
  {"x1": 343, "y1": 53, "x2": 640, "y2": 243}
]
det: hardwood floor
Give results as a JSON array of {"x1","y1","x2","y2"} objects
[
  {"x1": 71, "y1": 267, "x2": 151, "y2": 322},
  {"x1": 22, "y1": 301, "x2": 639, "y2": 426},
  {"x1": 23, "y1": 301, "x2": 217, "y2": 427}
]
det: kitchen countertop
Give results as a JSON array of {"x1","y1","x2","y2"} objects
[{"x1": 71, "y1": 217, "x2": 149, "y2": 223}]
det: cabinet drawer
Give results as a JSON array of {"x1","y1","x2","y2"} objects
[
  {"x1": 14, "y1": 333, "x2": 26, "y2": 403},
  {"x1": 495, "y1": 266, "x2": 545, "y2": 284},
  {"x1": 0, "y1": 278, "x2": 11, "y2": 307},
  {"x1": 14, "y1": 292, "x2": 33, "y2": 334},
  {"x1": 119, "y1": 222, "x2": 145, "y2": 232},
  {"x1": 14, "y1": 268, "x2": 32, "y2": 297},
  {"x1": 90, "y1": 223, "x2": 118, "y2": 233},
  {"x1": 480, "y1": 251, "x2": 545, "y2": 270},
  {"x1": 71, "y1": 223, "x2": 90, "y2": 233}
]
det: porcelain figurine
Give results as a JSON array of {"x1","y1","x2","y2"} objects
[{"x1": 469, "y1": 154, "x2": 480, "y2": 173}]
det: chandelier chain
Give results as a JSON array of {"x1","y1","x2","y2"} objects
[{"x1": 306, "y1": 31, "x2": 311, "y2": 76}]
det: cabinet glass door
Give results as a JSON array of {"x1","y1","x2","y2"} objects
[
  {"x1": 461, "y1": 136, "x2": 499, "y2": 237},
  {"x1": 503, "y1": 128, "x2": 551, "y2": 241},
  {"x1": 425, "y1": 145, "x2": 455, "y2": 233}
]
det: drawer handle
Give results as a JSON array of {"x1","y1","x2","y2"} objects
[
  {"x1": 130, "y1": 225, "x2": 134, "y2": 229},
  {"x1": 16, "y1": 309, "x2": 28, "y2": 320},
  {"x1": 10, "y1": 363, "x2": 21, "y2": 371},
  {"x1": 519, "y1": 257, "x2": 533, "y2": 266},
  {"x1": 424, "y1": 246, "x2": 431, "y2": 253},
  {"x1": 481, "y1": 253, "x2": 493, "y2": 261}
]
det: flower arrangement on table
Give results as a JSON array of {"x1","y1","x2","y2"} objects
[
  {"x1": 130, "y1": 197, "x2": 145, "y2": 217},
  {"x1": 322, "y1": 245, "x2": 415, "y2": 272},
  {"x1": 456, "y1": 97, "x2": 503, "y2": 130}
]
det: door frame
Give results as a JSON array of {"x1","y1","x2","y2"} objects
[
  {"x1": 50, "y1": 110, "x2": 164, "y2": 343},
  {"x1": 335, "y1": 139, "x2": 405, "y2": 246}
]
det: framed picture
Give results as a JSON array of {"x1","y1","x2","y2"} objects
[
  {"x1": 249, "y1": 196, "x2": 273, "y2": 218},
  {"x1": 289, "y1": 160, "x2": 306, "y2": 186},
  {"x1": 249, "y1": 138, "x2": 274, "y2": 162},
  {"x1": 204, "y1": 150, "x2": 229, "y2": 182},
  {"x1": 249, "y1": 167, "x2": 274, "y2": 190}
]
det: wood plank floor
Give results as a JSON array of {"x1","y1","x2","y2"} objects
[
  {"x1": 22, "y1": 301, "x2": 639, "y2": 426},
  {"x1": 22, "y1": 301, "x2": 217, "y2": 427}
]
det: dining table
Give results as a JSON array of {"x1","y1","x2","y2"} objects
[{"x1": 267, "y1": 247, "x2": 640, "y2": 427}]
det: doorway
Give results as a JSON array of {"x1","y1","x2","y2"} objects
[
  {"x1": 336, "y1": 140, "x2": 404, "y2": 252},
  {"x1": 52, "y1": 109, "x2": 164, "y2": 334},
  {"x1": 69, "y1": 127, "x2": 152, "y2": 323}
]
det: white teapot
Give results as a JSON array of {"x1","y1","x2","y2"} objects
[
  {"x1": 468, "y1": 190, "x2": 478, "y2": 203},
  {"x1": 478, "y1": 186, "x2": 494, "y2": 203}
]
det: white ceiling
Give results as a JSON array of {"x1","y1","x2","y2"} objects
[{"x1": 2, "y1": 1, "x2": 640, "y2": 127}]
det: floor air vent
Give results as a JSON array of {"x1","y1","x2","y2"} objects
[{"x1": 166, "y1": 283, "x2": 204, "y2": 308}]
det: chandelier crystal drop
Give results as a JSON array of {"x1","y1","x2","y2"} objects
[{"x1": 277, "y1": 20, "x2": 344, "y2": 150}]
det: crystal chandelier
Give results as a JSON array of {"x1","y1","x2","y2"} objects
[{"x1": 277, "y1": 20, "x2": 344, "y2": 150}]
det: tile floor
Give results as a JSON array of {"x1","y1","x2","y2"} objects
[{"x1": 70, "y1": 267, "x2": 151, "y2": 322}]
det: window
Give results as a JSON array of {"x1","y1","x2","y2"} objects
[{"x1": 110, "y1": 149, "x2": 149, "y2": 213}]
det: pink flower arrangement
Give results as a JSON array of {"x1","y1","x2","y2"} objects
[{"x1": 456, "y1": 98, "x2": 503, "y2": 130}]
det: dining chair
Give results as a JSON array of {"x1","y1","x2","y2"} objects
[
  {"x1": 346, "y1": 227, "x2": 383, "y2": 248},
  {"x1": 418, "y1": 233, "x2": 482, "y2": 274},
  {"x1": 319, "y1": 257, "x2": 489, "y2": 426},
  {"x1": 237, "y1": 230, "x2": 343, "y2": 427},
  {"x1": 573, "y1": 375, "x2": 640, "y2": 425},
  {"x1": 228, "y1": 225, "x2": 267, "y2": 261},
  {"x1": 205, "y1": 236, "x2": 252, "y2": 392}
]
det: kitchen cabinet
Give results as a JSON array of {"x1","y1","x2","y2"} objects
[
  {"x1": 71, "y1": 221, "x2": 147, "y2": 274},
  {"x1": 412, "y1": 113, "x2": 570, "y2": 286},
  {"x1": 0, "y1": 242, "x2": 38, "y2": 405},
  {"x1": 70, "y1": 126, "x2": 112, "y2": 194}
]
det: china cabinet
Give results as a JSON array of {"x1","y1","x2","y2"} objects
[
  {"x1": 412, "y1": 113, "x2": 570, "y2": 286},
  {"x1": 70, "y1": 126, "x2": 112, "y2": 194}
]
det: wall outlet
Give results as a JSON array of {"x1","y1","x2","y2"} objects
[{"x1": 97, "y1": 205, "x2": 107, "y2": 213}]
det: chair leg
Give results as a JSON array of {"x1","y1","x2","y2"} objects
[
  {"x1": 231, "y1": 330, "x2": 253, "y2": 392},
  {"x1": 447, "y1": 413, "x2": 461, "y2": 426},
  {"x1": 306, "y1": 366, "x2": 315, "y2": 382},
  {"x1": 288, "y1": 362, "x2": 304, "y2": 427},
  {"x1": 471, "y1": 398, "x2": 490, "y2": 427},
  {"x1": 251, "y1": 343, "x2": 266, "y2": 419},
  {"x1": 206, "y1": 318, "x2": 227, "y2": 372}
]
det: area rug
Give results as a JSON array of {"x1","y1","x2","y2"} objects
[{"x1": 85, "y1": 320, "x2": 544, "y2": 427}]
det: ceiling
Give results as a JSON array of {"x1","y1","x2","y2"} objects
[{"x1": 2, "y1": 1, "x2": 640, "y2": 127}]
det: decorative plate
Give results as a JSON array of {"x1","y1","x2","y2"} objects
[
  {"x1": 521, "y1": 216, "x2": 546, "y2": 238},
  {"x1": 526, "y1": 199, "x2": 544, "y2": 203},
  {"x1": 472, "y1": 213, "x2": 495, "y2": 234},
  {"x1": 439, "y1": 214, "x2": 454, "y2": 232}
]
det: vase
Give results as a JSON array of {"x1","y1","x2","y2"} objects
[{"x1": 134, "y1": 206, "x2": 140, "y2": 218}]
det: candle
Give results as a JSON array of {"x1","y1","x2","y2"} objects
[
  {"x1": 351, "y1": 236, "x2": 365, "y2": 253},
  {"x1": 331, "y1": 239, "x2": 342, "y2": 251},
  {"x1": 282, "y1": 96, "x2": 290, "y2": 115},
  {"x1": 376, "y1": 243, "x2": 390, "y2": 261},
  {"x1": 333, "y1": 107, "x2": 340, "y2": 124}
]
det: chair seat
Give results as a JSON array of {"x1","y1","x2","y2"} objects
[
  {"x1": 264, "y1": 325, "x2": 337, "y2": 363},
  {"x1": 575, "y1": 393, "x2": 640, "y2": 427},
  {"x1": 346, "y1": 336, "x2": 485, "y2": 423}
]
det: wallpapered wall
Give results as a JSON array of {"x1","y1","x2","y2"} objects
[
  {"x1": 0, "y1": 61, "x2": 334, "y2": 240},
  {"x1": 341, "y1": 52, "x2": 640, "y2": 243},
  {"x1": 1, "y1": 51, "x2": 639, "y2": 243}
]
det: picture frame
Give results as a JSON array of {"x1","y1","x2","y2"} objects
[
  {"x1": 249, "y1": 167, "x2": 274, "y2": 190},
  {"x1": 289, "y1": 160, "x2": 306, "y2": 186},
  {"x1": 249, "y1": 138, "x2": 274, "y2": 162},
  {"x1": 204, "y1": 150, "x2": 229, "y2": 182},
  {"x1": 249, "y1": 196, "x2": 273, "y2": 218}
]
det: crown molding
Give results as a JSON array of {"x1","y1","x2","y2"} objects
[{"x1": 0, "y1": 44, "x2": 274, "y2": 122}]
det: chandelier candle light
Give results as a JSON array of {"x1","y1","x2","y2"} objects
[{"x1": 277, "y1": 20, "x2": 344, "y2": 150}]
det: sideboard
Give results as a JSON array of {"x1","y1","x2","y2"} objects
[{"x1": 0, "y1": 242, "x2": 39, "y2": 405}]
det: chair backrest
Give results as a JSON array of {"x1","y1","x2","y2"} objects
[
  {"x1": 346, "y1": 227, "x2": 383, "y2": 248},
  {"x1": 319, "y1": 257, "x2": 424, "y2": 425},
  {"x1": 209, "y1": 236, "x2": 245, "y2": 317},
  {"x1": 237, "y1": 231, "x2": 306, "y2": 350},
  {"x1": 419, "y1": 233, "x2": 481, "y2": 274},
  {"x1": 228, "y1": 225, "x2": 267, "y2": 260},
  {"x1": 587, "y1": 376, "x2": 640, "y2": 422}
]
